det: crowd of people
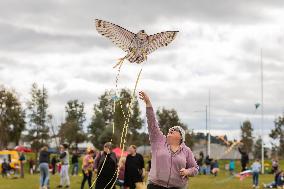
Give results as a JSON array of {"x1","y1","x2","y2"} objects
[
  {"x1": 17, "y1": 142, "x2": 147, "y2": 189},
  {"x1": 196, "y1": 152, "x2": 220, "y2": 176},
  {"x1": 195, "y1": 146, "x2": 284, "y2": 189},
  {"x1": 1, "y1": 91, "x2": 283, "y2": 189}
]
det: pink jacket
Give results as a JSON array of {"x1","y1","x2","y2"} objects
[{"x1": 147, "y1": 107, "x2": 198, "y2": 188}]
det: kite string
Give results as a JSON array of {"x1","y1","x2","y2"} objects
[
  {"x1": 90, "y1": 62, "x2": 123, "y2": 189},
  {"x1": 119, "y1": 64, "x2": 144, "y2": 149},
  {"x1": 90, "y1": 62, "x2": 144, "y2": 189},
  {"x1": 111, "y1": 64, "x2": 144, "y2": 189},
  {"x1": 90, "y1": 153, "x2": 107, "y2": 189}
]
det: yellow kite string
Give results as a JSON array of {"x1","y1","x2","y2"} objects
[
  {"x1": 90, "y1": 63, "x2": 123, "y2": 189},
  {"x1": 109, "y1": 64, "x2": 144, "y2": 189},
  {"x1": 90, "y1": 62, "x2": 144, "y2": 189},
  {"x1": 90, "y1": 153, "x2": 107, "y2": 189}
]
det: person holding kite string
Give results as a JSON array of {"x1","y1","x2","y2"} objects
[{"x1": 139, "y1": 91, "x2": 198, "y2": 189}]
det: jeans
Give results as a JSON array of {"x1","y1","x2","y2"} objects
[
  {"x1": 39, "y1": 163, "x2": 49, "y2": 187},
  {"x1": 60, "y1": 165, "x2": 70, "y2": 186},
  {"x1": 199, "y1": 166, "x2": 206, "y2": 175},
  {"x1": 206, "y1": 165, "x2": 211, "y2": 175},
  {"x1": 72, "y1": 163, "x2": 79, "y2": 175},
  {"x1": 253, "y1": 172, "x2": 259, "y2": 186}
]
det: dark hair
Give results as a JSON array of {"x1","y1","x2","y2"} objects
[{"x1": 61, "y1": 143, "x2": 69, "y2": 149}]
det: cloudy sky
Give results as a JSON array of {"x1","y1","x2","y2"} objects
[{"x1": 0, "y1": 0, "x2": 283, "y2": 145}]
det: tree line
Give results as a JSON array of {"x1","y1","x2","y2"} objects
[
  {"x1": 0, "y1": 84, "x2": 194, "y2": 152},
  {"x1": 0, "y1": 83, "x2": 283, "y2": 159}
]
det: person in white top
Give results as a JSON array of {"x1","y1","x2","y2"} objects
[{"x1": 251, "y1": 159, "x2": 261, "y2": 188}]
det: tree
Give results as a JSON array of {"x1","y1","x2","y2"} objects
[
  {"x1": 270, "y1": 114, "x2": 284, "y2": 158},
  {"x1": 185, "y1": 130, "x2": 195, "y2": 149},
  {"x1": 88, "y1": 89, "x2": 143, "y2": 149},
  {"x1": 0, "y1": 87, "x2": 25, "y2": 148},
  {"x1": 253, "y1": 137, "x2": 268, "y2": 159},
  {"x1": 156, "y1": 107, "x2": 187, "y2": 134},
  {"x1": 59, "y1": 100, "x2": 86, "y2": 148},
  {"x1": 26, "y1": 83, "x2": 51, "y2": 156},
  {"x1": 240, "y1": 120, "x2": 254, "y2": 153},
  {"x1": 156, "y1": 107, "x2": 194, "y2": 148}
]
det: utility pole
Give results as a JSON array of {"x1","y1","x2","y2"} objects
[
  {"x1": 208, "y1": 90, "x2": 211, "y2": 157},
  {"x1": 205, "y1": 105, "x2": 208, "y2": 157},
  {"x1": 260, "y1": 49, "x2": 264, "y2": 174}
]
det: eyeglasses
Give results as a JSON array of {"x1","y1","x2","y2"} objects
[{"x1": 168, "y1": 128, "x2": 181, "y2": 135}]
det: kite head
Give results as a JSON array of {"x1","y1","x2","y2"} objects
[{"x1": 137, "y1": 30, "x2": 148, "y2": 40}]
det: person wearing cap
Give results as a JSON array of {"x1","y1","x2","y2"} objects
[
  {"x1": 139, "y1": 91, "x2": 198, "y2": 189},
  {"x1": 94, "y1": 142, "x2": 118, "y2": 189}
]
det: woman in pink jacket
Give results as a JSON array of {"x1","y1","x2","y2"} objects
[{"x1": 139, "y1": 91, "x2": 198, "y2": 189}]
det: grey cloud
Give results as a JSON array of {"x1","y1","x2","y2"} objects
[
  {"x1": 1, "y1": 0, "x2": 283, "y2": 54},
  {"x1": 2, "y1": 0, "x2": 284, "y2": 27},
  {"x1": 50, "y1": 88, "x2": 99, "y2": 105},
  {"x1": 0, "y1": 22, "x2": 110, "y2": 53}
]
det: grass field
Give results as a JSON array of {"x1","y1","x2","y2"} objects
[
  {"x1": 0, "y1": 172, "x2": 275, "y2": 189},
  {"x1": 0, "y1": 160, "x2": 282, "y2": 189}
]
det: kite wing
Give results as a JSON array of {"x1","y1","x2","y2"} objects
[
  {"x1": 95, "y1": 19, "x2": 136, "y2": 52},
  {"x1": 146, "y1": 31, "x2": 178, "y2": 55}
]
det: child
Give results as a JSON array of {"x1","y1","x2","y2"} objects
[
  {"x1": 229, "y1": 160, "x2": 235, "y2": 175},
  {"x1": 263, "y1": 170, "x2": 281, "y2": 188},
  {"x1": 276, "y1": 171, "x2": 284, "y2": 189},
  {"x1": 1, "y1": 159, "x2": 9, "y2": 178},
  {"x1": 116, "y1": 157, "x2": 126, "y2": 189},
  {"x1": 251, "y1": 159, "x2": 261, "y2": 188},
  {"x1": 29, "y1": 158, "x2": 35, "y2": 174}
]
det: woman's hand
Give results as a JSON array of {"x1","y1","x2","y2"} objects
[
  {"x1": 180, "y1": 168, "x2": 189, "y2": 178},
  {"x1": 139, "y1": 91, "x2": 152, "y2": 107}
]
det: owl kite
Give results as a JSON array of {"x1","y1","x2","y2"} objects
[{"x1": 95, "y1": 19, "x2": 179, "y2": 68}]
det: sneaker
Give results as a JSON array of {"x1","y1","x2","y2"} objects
[
  {"x1": 65, "y1": 185, "x2": 69, "y2": 188},
  {"x1": 57, "y1": 185, "x2": 62, "y2": 188}
]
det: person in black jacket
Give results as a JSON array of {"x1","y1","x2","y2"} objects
[
  {"x1": 39, "y1": 145, "x2": 50, "y2": 189},
  {"x1": 124, "y1": 145, "x2": 145, "y2": 189},
  {"x1": 94, "y1": 142, "x2": 118, "y2": 189},
  {"x1": 205, "y1": 155, "x2": 212, "y2": 175},
  {"x1": 197, "y1": 151, "x2": 205, "y2": 175},
  {"x1": 71, "y1": 150, "x2": 79, "y2": 176},
  {"x1": 238, "y1": 147, "x2": 249, "y2": 172}
]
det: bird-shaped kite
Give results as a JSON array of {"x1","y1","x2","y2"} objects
[{"x1": 95, "y1": 19, "x2": 178, "y2": 68}]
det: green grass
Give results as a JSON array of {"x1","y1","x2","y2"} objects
[
  {"x1": 0, "y1": 172, "x2": 275, "y2": 189},
  {"x1": 0, "y1": 160, "x2": 282, "y2": 189}
]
